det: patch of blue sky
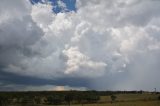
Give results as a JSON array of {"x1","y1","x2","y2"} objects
[{"x1": 30, "y1": 0, "x2": 76, "y2": 13}]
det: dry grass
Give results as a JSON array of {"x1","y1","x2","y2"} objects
[
  {"x1": 100, "y1": 93, "x2": 160, "y2": 102},
  {"x1": 11, "y1": 93, "x2": 160, "y2": 106},
  {"x1": 81, "y1": 101, "x2": 160, "y2": 106},
  {"x1": 38, "y1": 101, "x2": 160, "y2": 106}
]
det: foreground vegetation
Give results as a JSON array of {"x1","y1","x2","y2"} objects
[{"x1": 0, "y1": 91, "x2": 160, "y2": 106}]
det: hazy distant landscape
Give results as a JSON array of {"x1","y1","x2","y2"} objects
[{"x1": 0, "y1": 91, "x2": 160, "y2": 106}]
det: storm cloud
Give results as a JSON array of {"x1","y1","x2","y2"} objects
[{"x1": 0, "y1": 0, "x2": 160, "y2": 91}]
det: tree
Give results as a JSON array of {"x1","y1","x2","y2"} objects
[
  {"x1": 52, "y1": 95, "x2": 63, "y2": 105},
  {"x1": 47, "y1": 96, "x2": 54, "y2": 105},
  {"x1": 0, "y1": 96, "x2": 8, "y2": 106},
  {"x1": 65, "y1": 93, "x2": 73, "y2": 106},
  {"x1": 74, "y1": 93, "x2": 85, "y2": 106},
  {"x1": 34, "y1": 96, "x2": 41, "y2": 104},
  {"x1": 158, "y1": 96, "x2": 160, "y2": 100},
  {"x1": 110, "y1": 95, "x2": 117, "y2": 103}
]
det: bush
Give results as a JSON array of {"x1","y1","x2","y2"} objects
[
  {"x1": 0, "y1": 96, "x2": 8, "y2": 106},
  {"x1": 110, "y1": 95, "x2": 117, "y2": 103}
]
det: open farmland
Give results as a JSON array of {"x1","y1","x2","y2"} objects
[{"x1": 0, "y1": 91, "x2": 160, "y2": 106}]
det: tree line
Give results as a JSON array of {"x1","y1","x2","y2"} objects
[
  {"x1": 0, "y1": 90, "x2": 159, "y2": 106},
  {"x1": 0, "y1": 91, "x2": 100, "y2": 105}
]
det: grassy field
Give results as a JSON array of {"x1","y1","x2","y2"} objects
[
  {"x1": 96, "y1": 93, "x2": 160, "y2": 106},
  {"x1": 100, "y1": 93, "x2": 159, "y2": 102},
  {"x1": 11, "y1": 93, "x2": 160, "y2": 106},
  {"x1": 67, "y1": 101, "x2": 160, "y2": 106},
  {"x1": 21, "y1": 101, "x2": 160, "y2": 106}
]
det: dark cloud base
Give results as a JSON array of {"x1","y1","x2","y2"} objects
[{"x1": 0, "y1": 70, "x2": 91, "y2": 91}]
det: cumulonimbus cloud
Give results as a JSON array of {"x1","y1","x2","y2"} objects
[{"x1": 0, "y1": 0, "x2": 160, "y2": 90}]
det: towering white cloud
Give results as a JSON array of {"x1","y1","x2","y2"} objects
[
  {"x1": 63, "y1": 46, "x2": 107, "y2": 76},
  {"x1": 0, "y1": 0, "x2": 160, "y2": 90}
]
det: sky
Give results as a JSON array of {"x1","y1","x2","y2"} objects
[{"x1": 0, "y1": 0, "x2": 160, "y2": 91}]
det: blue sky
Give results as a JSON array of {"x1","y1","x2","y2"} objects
[{"x1": 30, "y1": 0, "x2": 76, "y2": 13}]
